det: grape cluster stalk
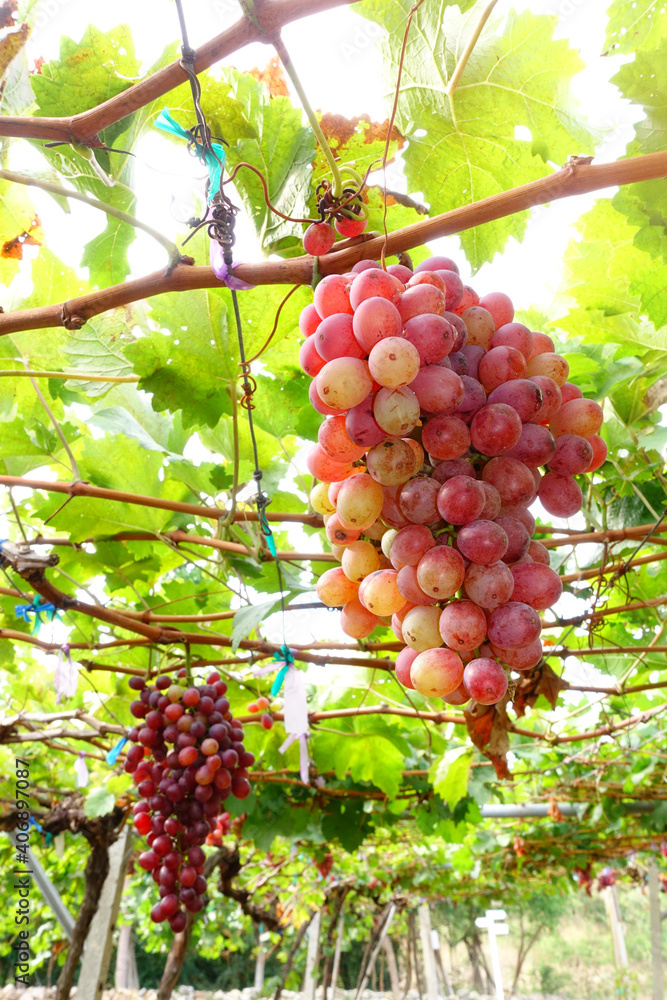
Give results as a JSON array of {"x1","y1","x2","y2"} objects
[
  {"x1": 302, "y1": 254, "x2": 605, "y2": 706},
  {"x1": 125, "y1": 671, "x2": 254, "y2": 930}
]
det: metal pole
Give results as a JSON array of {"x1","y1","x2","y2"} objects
[
  {"x1": 418, "y1": 903, "x2": 439, "y2": 1000},
  {"x1": 303, "y1": 909, "x2": 322, "y2": 1000},
  {"x1": 649, "y1": 860, "x2": 664, "y2": 1000}
]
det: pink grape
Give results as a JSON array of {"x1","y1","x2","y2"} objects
[
  {"x1": 397, "y1": 565, "x2": 437, "y2": 605},
  {"x1": 560, "y1": 382, "x2": 583, "y2": 404},
  {"x1": 316, "y1": 358, "x2": 372, "y2": 410},
  {"x1": 491, "y1": 638, "x2": 543, "y2": 671},
  {"x1": 398, "y1": 284, "x2": 446, "y2": 322},
  {"x1": 456, "y1": 519, "x2": 509, "y2": 565},
  {"x1": 443, "y1": 311, "x2": 468, "y2": 352},
  {"x1": 454, "y1": 376, "x2": 487, "y2": 424},
  {"x1": 490, "y1": 322, "x2": 533, "y2": 359},
  {"x1": 459, "y1": 344, "x2": 484, "y2": 378},
  {"x1": 478, "y1": 346, "x2": 527, "y2": 392},
  {"x1": 470, "y1": 404, "x2": 522, "y2": 456},
  {"x1": 337, "y1": 473, "x2": 384, "y2": 528},
  {"x1": 510, "y1": 563, "x2": 562, "y2": 610},
  {"x1": 390, "y1": 524, "x2": 436, "y2": 566},
  {"x1": 416, "y1": 255, "x2": 459, "y2": 275},
  {"x1": 318, "y1": 416, "x2": 366, "y2": 463},
  {"x1": 299, "y1": 336, "x2": 326, "y2": 377},
  {"x1": 528, "y1": 376, "x2": 562, "y2": 423},
  {"x1": 488, "y1": 379, "x2": 542, "y2": 422},
  {"x1": 374, "y1": 386, "x2": 420, "y2": 436},
  {"x1": 528, "y1": 332, "x2": 555, "y2": 359},
  {"x1": 306, "y1": 444, "x2": 354, "y2": 482},
  {"x1": 316, "y1": 567, "x2": 360, "y2": 607},
  {"x1": 437, "y1": 476, "x2": 485, "y2": 524},
  {"x1": 352, "y1": 297, "x2": 403, "y2": 352},
  {"x1": 500, "y1": 505, "x2": 536, "y2": 535},
  {"x1": 464, "y1": 561, "x2": 514, "y2": 610},
  {"x1": 434, "y1": 269, "x2": 464, "y2": 310},
  {"x1": 505, "y1": 424, "x2": 556, "y2": 468},
  {"x1": 325, "y1": 514, "x2": 361, "y2": 546},
  {"x1": 443, "y1": 683, "x2": 471, "y2": 705},
  {"x1": 382, "y1": 485, "x2": 411, "y2": 528},
  {"x1": 586, "y1": 435, "x2": 608, "y2": 472},
  {"x1": 550, "y1": 398, "x2": 604, "y2": 438},
  {"x1": 463, "y1": 658, "x2": 508, "y2": 705},
  {"x1": 487, "y1": 602, "x2": 541, "y2": 649},
  {"x1": 416, "y1": 545, "x2": 466, "y2": 599},
  {"x1": 548, "y1": 434, "x2": 594, "y2": 475},
  {"x1": 422, "y1": 416, "x2": 471, "y2": 461},
  {"x1": 368, "y1": 337, "x2": 421, "y2": 388},
  {"x1": 432, "y1": 458, "x2": 475, "y2": 483},
  {"x1": 403, "y1": 314, "x2": 455, "y2": 364},
  {"x1": 538, "y1": 472, "x2": 583, "y2": 517},
  {"x1": 528, "y1": 539, "x2": 550, "y2": 565},
  {"x1": 359, "y1": 569, "x2": 406, "y2": 616},
  {"x1": 314, "y1": 313, "x2": 366, "y2": 361},
  {"x1": 410, "y1": 365, "x2": 464, "y2": 414},
  {"x1": 395, "y1": 646, "x2": 419, "y2": 688},
  {"x1": 350, "y1": 267, "x2": 401, "y2": 309},
  {"x1": 439, "y1": 600, "x2": 488, "y2": 651},
  {"x1": 342, "y1": 541, "x2": 381, "y2": 583},
  {"x1": 303, "y1": 222, "x2": 335, "y2": 256},
  {"x1": 482, "y1": 457, "x2": 535, "y2": 507},
  {"x1": 449, "y1": 351, "x2": 468, "y2": 376},
  {"x1": 461, "y1": 307, "x2": 495, "y2": 349},
  {"x1": 479, "y1": 292, "x2": 514, "y2": 329},
  {"x1": 410, "y1": 647, "x2": 464, "y2": 698},
  {"x1": 526, "y1": 352, "x2": 569, "y2": 386},
  {"x1": 346, "y1": 394, "x2": 386, "y2": 449},
  {"x1": 367, "y1": 438, "x2": 417, "y2": 486},
  {"x1": 494, "y1": 515, "x2": 530, "y2": 563},
  {"x1": 309, "y1": 379, "x2": 346, "y2": 416},
  {"x1": 299, "y1": 303, "x2": 321, "y2": 337},
  {"x1": 314, "y1": 274, "x2": 353, "y2": 318},
  {"x1": 480, "y1": 482, "x2": 502, "y2": 520},
  {"x1": 403, "y1": 605, "x2": 444, "y2": 650},
  {"x1": 387, "y1": 263, "x2": 413, "y2": 282},
  {"x1": 340, "y1": 597, "x2": 380, "y2": 638},
  {"x1": 399, "y1": 477, "x2": 441, "y2": 524}
]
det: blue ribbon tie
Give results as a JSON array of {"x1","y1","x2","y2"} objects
[
  {"x1": 106, "y1": 736, "x2": 129, "y2": 766},
  {"x1": 155, "y1": 109, "x2": 226, "y2": 200}
]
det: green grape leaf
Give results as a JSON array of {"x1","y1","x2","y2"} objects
[
  {"x1": 217, "y1": 68, "x2": 316, "y2": 253},
  {"x1": 83, "y1": 788, "x2": 116, "y2": 818},
  {"x1": 357, "y1": 1, "x2": 593, "y2": 268},
  {"x1": 332, "y1": 734, "x2": 404, "y2": 798},
  {"x1": 124, "y1": 288, "x2": 233, "y2": 429},
  {"x1": 604, "y1": 0, "x2": 667, "y2": 54},
  {"x1": 231, "y1": 599, "x2": 281, "y2": 652},
  {"x1": 63, "y1": 313, "x2": 137, "y2": 397},
  {"x1": 430, "y1": 747, "x2": 473, "y2": 810}
]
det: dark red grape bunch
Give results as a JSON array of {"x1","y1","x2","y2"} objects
[{"x1": 124, "y1": 670, "x2": 253, "y2": 931}]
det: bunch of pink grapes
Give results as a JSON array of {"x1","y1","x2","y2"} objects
[{"x1": 301, "y1": 255, "x2": 605, "y2": 707}]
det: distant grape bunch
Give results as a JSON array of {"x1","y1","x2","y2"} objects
[
  {"x1": 301, "y1": 255, "x2": 605, "y2": 706},
  {"x1": 125, "y1": 671, "x2": 253, "y2": 930}
]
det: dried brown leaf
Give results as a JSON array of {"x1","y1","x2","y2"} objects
[
  {"x1": 513, "y1": 660, "x2": 569, "y2": 717},
  {"x1": 249, "y1": 56, "x2": 289, "y2": 98}
]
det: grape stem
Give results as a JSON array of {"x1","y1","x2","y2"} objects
[
  {"x1": 273, "y1": 36, "x2": 344, "y2": 198},
  {"x1": 445, "y1": 0, "x2": 500, "y2": 98}
]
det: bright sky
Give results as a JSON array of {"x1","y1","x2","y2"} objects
[{"x1": 9, "y1": 0, "x2": 645, "y2": 726}]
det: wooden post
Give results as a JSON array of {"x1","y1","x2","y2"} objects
[
  {"x1": 418, "y1": 904, "x2": 439, "y2": 1000},
  {"x1": 434, "y1": 932, "x2": 455, "y2": 998},
  {"x1": 76, "y1": 827, "x2": 134, "y2": 1000},
  {"x1": 648, "y1": 860, "x2": 664, "y2": 1000},
  {"x1": 355, "y1": 903, "x2": 397, "y2": 999},
  {"x1": 303, "y1": 909, "x2": 322, "y2": 1000},
  {"x1": 603, "y1": 884, "x2": 631, "y2": 997},
  {"x1": 382, "y1": 935, "x2": 401, "y2": 999},
  {"x1": 114, "y1": 922, "x2": 139, "y2": 990},
  {"x1": 330, "y1": 910, "x2": 345, "y2": 999}
]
